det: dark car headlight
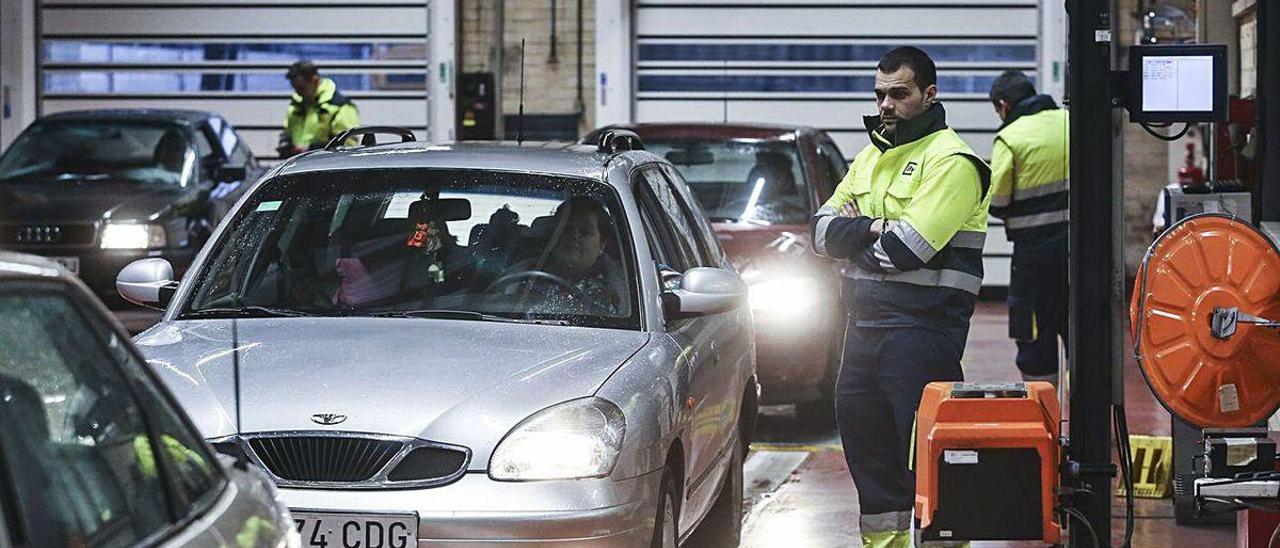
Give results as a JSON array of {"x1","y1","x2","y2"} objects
[{"x1": 100, "y1": 223, "x2": 166, "y2": 249}]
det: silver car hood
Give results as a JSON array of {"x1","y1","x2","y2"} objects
[{"x1": 135, "y1": 317, "x2": 649, "y2": 465}]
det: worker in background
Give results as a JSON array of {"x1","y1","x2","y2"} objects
[
  {"x1": 278, "y1": 60, "x2": 360, "y2": 158},
  {"x1": 987, "y1": 70, "x2": 1070, "y2": 384},
  {"x1": 811, "y1": 46, "x2": 991, "y2": 547}
]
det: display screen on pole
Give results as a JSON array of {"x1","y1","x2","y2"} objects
[{"x1": 1128, "y1": 44, "x2": 1227, "y2": 123}]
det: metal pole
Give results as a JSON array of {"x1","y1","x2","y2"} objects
[
  {"x1": 1067, "y1": 0, "x2": 1115, "y2": 544},
  {"x1": 491, "y1": 0, "x2": 505, "y2": 138},
  {"x1": 1259, "y1": 0, "x2": 1280, "y2": 222}
]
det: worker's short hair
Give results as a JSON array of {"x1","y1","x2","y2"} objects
[
  {"x1": 989, "y1": 70, "x2": 1038, "y2": 107},
  {"x1": 286, "y1": 60, "x2": 319, "y2": 81},
  {"x1": 877, "y1": 46, "x2": 937, "y2": 91}
]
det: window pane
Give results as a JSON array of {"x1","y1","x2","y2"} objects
[
  {"x1": 0, "y1": 122, "x2": 195, "y2": 187},
  {"x1": 91, "y1": 323, "x2": 221, "y2": 514},
  {"x1": 640, "y1": 168, "x2": 701, "y2": 271},
  {"x1": 637, "y1": 73, "x2": 1020, "y2": 95},
  {"x1": 660, "y1": 165, "x2": 724, "y2": 267},
  {"x1": 637, "y1": 42, "x2": 1037, "y2": 63},
  {"x1": 817, "y1": 141, "x2": 849, "y2": 192},
  {"x1": 184, "y1": 170, "x2": 640, "y2": 329},
  {"x1": 43, "y1": 41, "x2": 425, "y2": 64},
  {"x1": 43, "y1": 71, "x2": 425, "y2": 94},
  {"x1": 131, "y1": 382, "x2": 218, "y2": 509},
  {"x1": 0, "y1": 290, "x2": 171, "y2": 546},
  {"x1": 646, "y1": 138, "x2": 811, "y2": 225}
]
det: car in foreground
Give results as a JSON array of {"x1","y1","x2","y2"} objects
[
  {"x1": 0, "y1": 251, "x2": 296, "y2": 548},
  {"x1": 0, "y1": 109, "x2": 262, "y2": 305},
  {"x1": 120, "y1": 129, "x2": 758, "y2": 547},
  {"x1": 587, "y1": 123, "x2": 847, "y2": 420}
]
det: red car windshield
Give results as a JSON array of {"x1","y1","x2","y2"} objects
[{"x1": 645, "y1": 139, "x2": 810, "y2": 225}]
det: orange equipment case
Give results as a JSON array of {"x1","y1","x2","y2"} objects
[{"x1": 915, "y1": 382, "x2": 1061, "y2": 543}]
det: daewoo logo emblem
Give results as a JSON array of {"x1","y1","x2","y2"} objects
[{"x1": 311, "y1": 413, "x2": 348, "y2": 425}]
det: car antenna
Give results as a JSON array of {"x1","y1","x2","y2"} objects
[{"x1": 517, "y1": 38, "x2": 526, "y2": 145}]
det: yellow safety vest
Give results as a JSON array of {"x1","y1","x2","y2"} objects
[
  {"x1": 814, "y1": 103, "x2": 991, "y2": 297},
  {"x1": 282, "y1": 78, "x2": 361, "y2": 151},
  {"x1": 989, "y1": 96, "x2": 1069, "y2": 243}
]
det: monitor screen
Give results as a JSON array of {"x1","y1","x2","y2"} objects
[
  {"x1": 1141, "y1": 56, "x2": 1214, "y2": 112},
  {"x1": 1128, "y1": 44, "x2": 1227, "y2": 123}
]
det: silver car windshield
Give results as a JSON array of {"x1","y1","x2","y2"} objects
[
  {"x1": 0, "y1": 122, "x2": 196, "y2": 186},
  {"x1": 183, "y1": 169, "x2": 639, "y2": 329},
  {"x1": 645, "y1": 139, "x2": 809, "y2": 225}
]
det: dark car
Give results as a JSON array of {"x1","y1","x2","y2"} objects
[
  {"x1": 586, "y1": 123, "x2": 849, "y2": 420},
  {"x1": 0, "y1": 252, "x2": 297, "y2": 547},
  {"x1": 0, "y1": 109, "x2": 262, "y2": 305}
]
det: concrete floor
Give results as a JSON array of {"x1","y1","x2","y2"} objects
[
  {"x1": 737, "y1": 301, "x2": 1236, "y2": 548},
  {"x1": 115, "y1": 301, "x2": 1238, "y2": 547}
]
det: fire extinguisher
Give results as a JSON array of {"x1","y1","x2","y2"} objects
[{"x1": 1176, "y1": 141, "x2": 1206, "y2": 193}]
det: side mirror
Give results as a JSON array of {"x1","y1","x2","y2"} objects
[
  {"x1": 116, "y1": 258, "x2": 178, "y2": 310},
  {"x1": 661, "y1": 267, "x2": 747, "y2": 320},
  {"x1": 214, "y1": 164, "x2": 247, "y2": 183}
]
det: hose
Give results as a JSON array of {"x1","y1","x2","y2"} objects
[{"x1": 1062, "y1": 506, "x2": 1102, "y2": 548}]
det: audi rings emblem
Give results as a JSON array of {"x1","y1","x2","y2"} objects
[{"x1": 16, "y1": 226, "x2": 62, "y2": 244}]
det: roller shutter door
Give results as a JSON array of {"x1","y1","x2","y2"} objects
[
  {"x1": 36, "y1": 0, "x2": 432, "y2": 162},
  {"x1": 634, "y1": 0, "x2": 1042, "y2": 286}
]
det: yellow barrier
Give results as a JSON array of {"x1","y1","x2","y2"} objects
[{"x1": 1116, "y1": 435, "x2": 1173, "y2": 499}]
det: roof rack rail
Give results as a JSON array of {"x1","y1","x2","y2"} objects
[
  {"x1": 325, "y1": 126, "x2": 417, "y2": 150},
  {"x1": 596, "y1": 129, "x2": 644, "y2": 154}
]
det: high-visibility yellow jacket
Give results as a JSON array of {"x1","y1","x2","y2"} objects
[
  {"x1": 811, "y1": 103, "x2": 991, "y2": 327},
  {"x1": 280, "y1": 78, "x2": 360, "y2": 152},
  {"x1": 989, "y1": 94, "x2": 1069, "y2": 244}
]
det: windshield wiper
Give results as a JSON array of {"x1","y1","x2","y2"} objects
[
  {"x1": 179, "y1": 306, "x2": 319, "y2": 319},
  {"x1": 365, "y1": 309, "x2": 568, "y2": 325}
]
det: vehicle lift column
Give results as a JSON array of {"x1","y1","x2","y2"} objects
[{"x1": 1066, "y1": 0, "x2": 1117, "y2": 544}]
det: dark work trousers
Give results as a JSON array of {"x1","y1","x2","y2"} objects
[
  {"x1": 835, "y1": 321, "x2": 966, "y2": 518},
  {"x1": 1007, "y1": 235, "x2": 1068, "y2": 379}
]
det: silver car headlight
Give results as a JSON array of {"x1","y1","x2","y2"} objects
[
  {"x1": 489, "y1": 397, "x2": 625, "y2": 481},
  {"x1": 101, "y1": 222, "x2": 166, "y2": 249}
]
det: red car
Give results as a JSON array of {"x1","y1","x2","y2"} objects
[{"x1": 586, "y1": 123, "x2": 849, "y2": 421}]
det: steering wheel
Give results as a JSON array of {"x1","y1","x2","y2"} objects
[{"x1": 484, "y1": 270, "x2": 585, "y2": 302}]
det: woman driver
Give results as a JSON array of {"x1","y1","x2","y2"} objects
[{"x1": 516, "y1": 196, "x2": 624, "y2": 316}]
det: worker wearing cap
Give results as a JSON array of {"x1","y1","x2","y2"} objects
[
  {"x1": 811, "y1": 46, "x2": 991, "y2": 548},
  {"x1": 987, "y1": 70, "x2": 1070, "y2": 384},
  {"x1": 278, "y1": 60, "x2": 360, "y2": 157}
]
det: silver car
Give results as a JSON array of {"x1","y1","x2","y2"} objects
[
  {"x1": 120, "y1": 129, "x2": 758, "y2": 547},
  {"x1": 0, "y1": 251, "x2": 297, "y2": 548}
]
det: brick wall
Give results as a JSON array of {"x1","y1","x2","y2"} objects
[
  {"x1": 458, "y1": 0, "x2": 596, "y2": 136},
  {"x1": 1236, "y1": 0, "x2": 1257, "y2": 97}
]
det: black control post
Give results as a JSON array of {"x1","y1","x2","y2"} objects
[
  {"x1": 1067, "y1": 0, "x2": 1115, "y2": 544},
  {"x1": 1260, "y1": 0, "x2": 1280, "y2": 222}
]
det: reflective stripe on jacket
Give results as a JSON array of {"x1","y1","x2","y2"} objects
[
  {"x1": 989, "y1": 95, "x2": 1069, "y2": 243},
  {"x1": 281, "y1": 77, "x2": 360, "y2": 150},
  {"x1": 812, "y1": 103, "x2": 991, "y2": 298}
]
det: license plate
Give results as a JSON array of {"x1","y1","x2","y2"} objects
[
  {"x1": 50, "y1": 256, "x2": 79, "y2": 275},
  {"x1": 292, "y1": 510, "x2": 417, "y2": 548}
]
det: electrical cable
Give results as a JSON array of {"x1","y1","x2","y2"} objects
[
  {"x1": 1062, "y1": 506, "x2": 1102, "y2": 548},
  {"x1": 1269, "y1": 520, "x2": 1280, "y2": 548},
  {"x1": 1140, "y1": 121, "x2": 1193, "y2": 141},
  {"x1": 1113, "y1": 405, "x2": 1135, "y2": 548}
]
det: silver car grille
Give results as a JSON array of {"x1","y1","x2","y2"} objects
[{"x1": 214, "y1": 432, "x2": 470, "y2": 489}]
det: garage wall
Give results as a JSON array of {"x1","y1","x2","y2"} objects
[{"x1": 35, "y1": 0, "x2": 445, "y2": 161}]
